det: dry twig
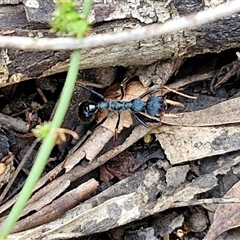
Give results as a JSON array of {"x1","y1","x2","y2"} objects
[{"x1": 0, "y1": 1, "x2": 239, "y2": 50}]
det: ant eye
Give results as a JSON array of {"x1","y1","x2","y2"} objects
[{"x1": 78, "y1": 101, "x2": 97, "y2": 123}]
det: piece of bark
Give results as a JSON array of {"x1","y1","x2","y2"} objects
[
  {"x1": 161, "y1": 97, "x2": 240, "y2": 127},
  {"x1": 155, "y1": 125, "x2": 240, "y2": 165},
  {"x1": 203, "y1": 180, "x2": 240, "y2": 240},
  {"x1": 0, "y1": 179, "x2": 71, "y2": 225},
  {"x1": 0, "y1": 113, "x2": 29, "y2": 133},
  {"x1": 7, "y1": 154, "x2": 240, "y2": 239},
  {"x1": 9, "y1": 163, "x2": 218, "y2": 239},
  {"x1": 0, "y1": 1, "x2": 240, "y2": 87}
]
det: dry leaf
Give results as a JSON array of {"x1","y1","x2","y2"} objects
[
  {"x1": 203, "y1": 180, "x2": 240, "y2": 240},
  {"x1": 123, "y1": 81, "x2": 149, "y2": 100},
  {"x1": 103, "y1": 151, "x2": 139, "y2": 180},
  {"x1": 0, "y1": 153, "x2": 14, "y2": 189},
  {"x1": 154, "y1": 125, "x2": 240, "y2": 164},
  {"x1": 11, "y1": 163, "x2": 217, "y2": 239}
]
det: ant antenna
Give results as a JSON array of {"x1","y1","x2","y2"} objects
[
  {"x1": 79, "y1": 84, "x2": 105, "y2": 100},
  {"x1": 119, "y1": 77, "x2": 130, "y2": 99}
]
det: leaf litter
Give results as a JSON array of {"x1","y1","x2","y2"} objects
[{"x1": 2, "y1": 55, "x2": 240, "y2": 239}]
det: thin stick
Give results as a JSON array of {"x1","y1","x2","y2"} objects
[
  {"x1": 0, "y1": 1, "x2": 240, "y2": 50},
  {"x1": 36, "y1": 87, "x2": 48, "y2": 104},
  {"x1": 0, "y1": 139, "x2": 38, "y2": 204}
]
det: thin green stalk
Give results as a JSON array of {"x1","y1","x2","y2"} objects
[
  {"x1": 82, "y1": 0, "x2": 92, "y2": 17},
  {"x1": 0, "y1": 50, "x2": 81, "y2": 238},
  {"x1": 0, "y1": 133, "x2": 56, "y2": 239},
  {"x1": 0, "y1": 1, "x2": 93, "y2": 237},
  {"x1": 51, "y1": 50, "x2": 81, "y2": 128}
]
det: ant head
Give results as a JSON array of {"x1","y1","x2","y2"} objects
[
  {"x1": 78, "y1": 101, "x2": 98, "y2": 123},
  {"x1": 146, "y1": 96, "x2": 168, "y2": 117}
]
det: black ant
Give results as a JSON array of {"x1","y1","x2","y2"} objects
[{"x1": 77, "y1": 81, "x2": 186, "y2": 127}]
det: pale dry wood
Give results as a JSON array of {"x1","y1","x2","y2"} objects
[
  {"x1": 9, "y1": 162, "x2": 218, "y2": 239},
  {"x1": 203, "y1": 180, "x2": 240, "y2": 240},
  {"x1": 64, "y1": 125, "x2": 114, "y2": 172},
  {"x1": 166, "y1": 165, "x2": 190, "y2": 187},
  {"x1": 8, "y1": 154, "x2": 240, "y2": 239},
  {"x1": 0, "y1": 180, "x2": 71, "y2": 226}
]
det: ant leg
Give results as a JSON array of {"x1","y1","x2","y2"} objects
[
  {"x1": 164, "y1": 99, "x2": 184, "y2": 118},
  {"x1": 113, "y1": 112, "x2": 121, "y2": 147},
  {"x1": 79, "y1": 84, "x2": 105, "y2": 100},
  {"x1": 139, "y1": 85, "x2": 197, "y2": 100},
  {"x1": 133, "y1": 113, "x2": 149, "y2": 127},
  {"x1": 120, "y1": 77, "x2": 131, "y2": 87},
  {"x1": 119, "y1": 75, "x2": 140, "y2": 99}
]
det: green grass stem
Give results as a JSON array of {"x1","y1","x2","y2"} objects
[{"x1": 0, "y1": 0, "x2": 92, "y2": 237}]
